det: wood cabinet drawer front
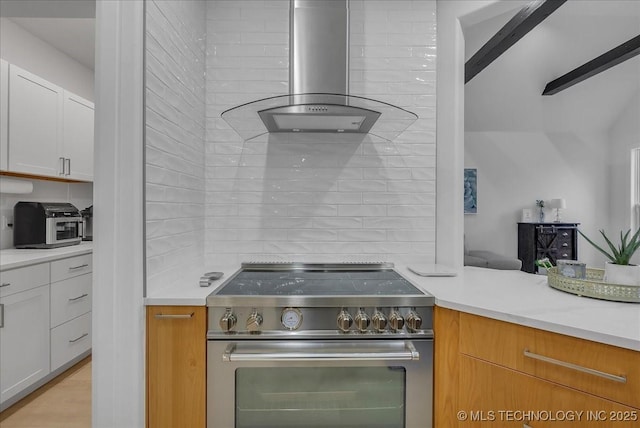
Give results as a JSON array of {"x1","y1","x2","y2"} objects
[
  {"x1": 459, "y1": 312, "x2": 534, "y2": 371},
  {"x1": 460, "y1": 313, "x2": 640, "y2": 408},
  {"x1": 0, "y1": 263, "x2": 49, "y2": 297},
  {"x1": 50, "y1": 273, "x2": 92, "y2": 328},
  {"x1": 50, "y1": 254, "x2": 92, "y2": 283},
  {"x1": 460, "y1": 355, "x2": 639, "y2": 428},
  {"x1": 51, "y1": 312, "x2": 91, "y2": 372},
  {"x1": 530, "y1": 329, "x2": 640, "y2": 408}
]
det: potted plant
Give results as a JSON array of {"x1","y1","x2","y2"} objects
[{"x1": 578, "y1": 228, "x2": 640, "y2": 285}]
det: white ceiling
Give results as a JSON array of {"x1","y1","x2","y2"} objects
[
  {"x1": 463, "y1": 0, "x2": 640, "y2": 132},
  {"x1": 0, "y1": 0, "x2": 95, "y2": 70}
]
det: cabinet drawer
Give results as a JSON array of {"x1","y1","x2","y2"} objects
[
  {"x1": 51, "y1": 254, "x2": 92, "y2": 283},
  {"x1": 51, "y1": 312, "x2": 91, "y2": 371},
  {"x1": 460, "y1": 355, "x2": 639, "y2": 428},
  {"x1": 460, "y1": 313, "x2": 640, "y2": 408},
  {"x1": 50, "y1": 273, "x2": 92, "y2": 328},
  {"x1": 0, "y1": 263, "x2": 50, "y2": 298}
]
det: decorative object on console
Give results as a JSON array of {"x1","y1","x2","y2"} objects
[
  {"x1": 521, "y1": 208, "x2": 533, "y2": 222},
  {"x1": 548, "y1": 198, "x2": 566, "y2": 222},
  {"x1": 535, "y1": 199, "x2": 545, "y2": 222},
  {"x1": 464, "y1": 168, "x2": 477, "y2": 214},
  {"x1": 518, "y1": 222, "x2": 579, "y2": 273},
  {"x1": 578, "y1": 228, "x2": 640, "y2": 286}
]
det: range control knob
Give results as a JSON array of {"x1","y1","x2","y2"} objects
[
  {"x1": 246, "y1": 311, "x2": 263, "y2": 332},
  {"x1": 219, "y1": 310, "x2": 237, "y2": 332},
  {"x1": 337, "y1": 310, "x2": 353, "y2": 332},
  {"x1": 389, "y1": 310, "x2": 405, "y2": 331},
  {"x1": 355, "y1": 310, "x2": 370, "y2": 332},
  {"x1": 406, "y1": 311, "x2": 423, "y2": 331},
  {"x1": 371, "y1": 311, "x2": 387, "y2": 332}
]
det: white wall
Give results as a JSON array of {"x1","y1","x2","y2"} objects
[
  {"x1": 609, "y1": 90, "x2": 640, "y2": 265},
  {"x1": 0, "y1": 177, "x2": 92, "y2": 249},
  {"x1": 465, "y1": 131, "x2": 609, "y2": 267},
  {"x1": 145, "y1": 0, "x2": 206, "y2": 294},
  {"x1": 0, "y1": 17, "x2": 94, "y2": 101},
  {"x1": 205, "y1": 0, "x2": 437, "y2": 267}
]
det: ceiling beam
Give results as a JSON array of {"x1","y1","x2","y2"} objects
[
  {"x1": 542, "y1": 35, "x2": 640, "y2": 95},
  {"x1": 465, "y1": 0, "x2": 567, "y2": 84}
]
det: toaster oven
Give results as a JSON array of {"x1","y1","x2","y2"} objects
[{"x1": 13, "y1": 202, "x2": 83, "y2": 248}]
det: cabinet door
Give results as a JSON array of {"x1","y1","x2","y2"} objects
[
  {"x1": 147, "y1": 306, "x2": 206, "y2": 428},
  {"x1": 0, "y1": 285, "x2": 51, "y2": 405},
  {"x1": 0, "y1": 59, "x2": 8, "y2": 171},
  {"x1": 62, "y1": 91, "x2": 94, "y2": 181},
  {"x1": 8, "y1": 65, "x2": 63, "y2": 177}
]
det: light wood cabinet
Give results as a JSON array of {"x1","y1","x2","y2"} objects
[
  {"x1": 5, "y1": 63, "x2": 94, "y2": 181},
  {"x1": 435, "y1": 307, "x2": 640, "y2": 427},
  {"x1": 460, "y1": 355, "x2": 638, "y2": 428},
  {"x1": 146, "y1": 306, "x2": 206, "y2": 428},
  {"x1": 0, "y1": 59, "x2": 8, "y2": 171}
]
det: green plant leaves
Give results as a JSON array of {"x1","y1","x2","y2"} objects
[{"x1": 578, "y1": 228, "x2": 640, "y2": 265}]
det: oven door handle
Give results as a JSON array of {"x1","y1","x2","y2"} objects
[{"x1": 222, "y1": 341, "x2": 420, "y2": 362}]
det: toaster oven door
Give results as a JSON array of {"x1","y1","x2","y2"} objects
[{"x1": 46, "y1": 217, "x2": 82, "y2": 245}]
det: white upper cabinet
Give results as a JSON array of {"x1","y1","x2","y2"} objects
[
  {"x1": 0, "y1": 59, "x2": 8, "y2": 171},
  {"x1": 8, "y1": 64, "x2": 64, "y2": 177},
  {"x1": 6, "y1": 63, "x2": 94, "y2": 181},
  {"x1": 62, "y1": 91, "x2": 94, "y2": 181}
]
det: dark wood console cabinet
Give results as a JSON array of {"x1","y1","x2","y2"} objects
[{"x1": 517, "y1": 222, "x2": 579, "y2": 273}]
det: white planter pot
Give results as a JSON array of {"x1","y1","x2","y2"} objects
[{"x1": 603, "y1": 262, "x2": 640, "y2": 286}]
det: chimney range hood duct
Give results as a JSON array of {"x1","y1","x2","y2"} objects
[{"x1": 220, "y1": 0, "x2": 418, "y2": 141}]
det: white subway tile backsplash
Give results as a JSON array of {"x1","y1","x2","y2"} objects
[{"x1": 144, "y1": 0, "x2": 437, "y2": 269}]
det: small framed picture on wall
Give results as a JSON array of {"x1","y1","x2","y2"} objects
[
  {"x1": 464, "y1": 168, "x2": 477, "y2": 214},
  {"x1": 521, "y1": 208, "x2": 533, "y2": 222}
]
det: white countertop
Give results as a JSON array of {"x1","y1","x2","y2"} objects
[
  {"x1": 0, "y1": 242, "x2": 93, "y2": 271},
  {"x1": 143, "y1": 264, "x2": 640, "y2": 352}
]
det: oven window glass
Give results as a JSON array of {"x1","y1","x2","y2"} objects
[
  {"x1": 235, "y1": 367, "x2": 406, "y2": 428},
  {"x1": 56, "y1": 221, "x2": 79, "y2": 240}
]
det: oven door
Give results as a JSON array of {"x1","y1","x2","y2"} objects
[
  {"x1": 207, "y1": 339, "x2": 433, "y2": 428},
  {"x1": 46, "y1": 217, "x2": 82, "y2": 245}
]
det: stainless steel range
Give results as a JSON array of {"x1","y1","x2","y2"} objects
[{"x1": 206, "y1": 262, "x2": 434, "y2": 428}]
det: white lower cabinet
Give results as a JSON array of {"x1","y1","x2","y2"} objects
[
  {"x1": 51, "y1": 312, "x2": 92, "y2": 372},
  {"x1": 0, "y1": 285, "x2": 51, "y2": 404},
  {"x1": 0, "y1": 253, "x2": 92, "y2": 410}
]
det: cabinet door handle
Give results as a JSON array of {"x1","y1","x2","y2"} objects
[
  {"x1": 0, "y1": 282, "x2": 10, "y2": 287},
  {"x1": 69, "y1": 332, "x2": 89, "y2": 343},
  {"x1": 69, "y1": 264, "x2": 89, "y2": 270},
  {"x1": 59, "y1": 157, "x2": 66, "y2": 175},
  {"x1": 0, "y1": 303, "x2": 4, "y2": 328},
  {"x1": 154, "y1": 313, "x2": 194, "y2": 319},
  {"x1": 65, "y1": 158, "x2": 71, "y2": 176},
  {"x1": 68, "y1": 293, "x2": 89, "y2": 302},
  {"x1": 562, "y1": 232, "x2": 569, "y2": 237},
  {"x1": 524, "y1": 424, "x2": 533, "y2": 428},
  {"x1": 524, "y1": 349, "x2": 627, "y2": 383}
]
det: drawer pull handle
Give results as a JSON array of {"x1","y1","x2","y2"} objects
[
  {"x1": 69, "y1": 264, "x2": 89, "y2": 270},
  {"x1": 69, "y1": 332, "x2": 89, "y2": 343},
  {"x1": 524, "y1": 349, "x2": 627, "y2": 383},
  {"x1": 68, "y1": 293, "x2": 89, "y2": 302},
  {"x1": 0, "y1": 283, "x2": 10, "y2": 287},
  {"x1": 155, "y1": 313, "x2": 194, "y2": 319},
  {"x1": 524, "y1": 425, "x2": 533, "y2": 428}
]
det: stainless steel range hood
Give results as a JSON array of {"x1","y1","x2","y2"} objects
[{"x1": 220, "y1": 0, "x2": 418, "y2": 141}]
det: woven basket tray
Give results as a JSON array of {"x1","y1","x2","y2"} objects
[{"x1": 547, "y1": 267, "x2": 640, "y2": 303}]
